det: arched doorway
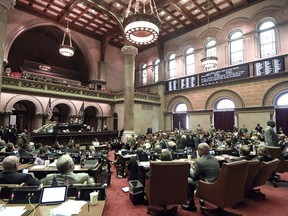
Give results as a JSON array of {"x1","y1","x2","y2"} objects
[
  {"x1": 172, "y1": 103, "x2": 188, "y2": 130},
  {"x1": 12, "y1": 100, "x2": 36, "y2": 135},
  {"x1": 84, "y1": 106, "x2": 98, "y2": 129},
  {"x1": 214, "y1": 98, "x2": 235, "y2": 131},
  {"x1": 275, "y1": 92, "x2": 288, "y2": 134},
  {"x1": 51, "y1": 104, "x2": 70, "y2": 123}
]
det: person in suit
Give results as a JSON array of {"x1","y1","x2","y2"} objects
[
  {"x1": 40, "y1": 154, "x2": 94, "y2": 185},
  {"x1": 182, "y1": 143, "x2": 220, "y2": 212},
  {"x1": 0, "y1": 155, "x2": 41, "y2": 186},
  {"x1": 264, "y1": 120, "x2": 279, "y2": 147}
]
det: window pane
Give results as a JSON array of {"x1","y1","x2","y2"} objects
[
  {"x1": 141, "y1": 64, "x2": 147, "y2": 85},
  {"x1": 175, "y1": 103, "x2": 187, "y2": 112},
  {"x1": 277, "y1": 93, "x2": 288, "y2": 106},
  {"x1": 169, "y1": 54, "x2": 176, "y2": 78},
  {"x1": 216, "y1": 99, "x2": 235, "y2": 109},
  {"x1": 185, "y1": 48, "x2": 195, "y2": 75},
  {"x1": 153, "y1": 59, "x2": 160, "y2": 83},
  {"x1": 259, "y1": 21, "x2": 276, "y2": 58}
]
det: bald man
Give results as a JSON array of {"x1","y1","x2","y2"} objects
[
  {"x1": 182, "y1": 143, "x2": 220, "y2": 212},
  {"x1": 0, "y1": 155, "x2": 40, "y2": 186},
  {"x1": 41, "y1": 154, "x2": 94, "y2": 185}
]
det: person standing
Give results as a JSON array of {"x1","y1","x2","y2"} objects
[
  {"x1": 264, "y1": 120, "x2": 279, "y2": 147},
  {"x1": 182, "y1": 143, "x2": 220, "y2": 212}
]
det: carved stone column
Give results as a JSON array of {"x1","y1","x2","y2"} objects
[
  {"x1": 121, "y1": 46, "x2": 138, "y2": 136},
  {"x1": 0, "y1": 0, "x2": 15, "y2": 93}
]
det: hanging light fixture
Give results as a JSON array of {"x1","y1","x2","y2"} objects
[
  {"x1": 59, "y1": 21, "x2": 74, "y2": 57},
  {"x1": 123, "y1": 0, "x2": 161, "y2": 45},
  {"x1": 200, "y1": 0, "x2": 218, "y2": 71}
]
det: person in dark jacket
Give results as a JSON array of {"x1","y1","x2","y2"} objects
[{"x1": 0, "y1": 155, "x2": 40, "y2": 186}]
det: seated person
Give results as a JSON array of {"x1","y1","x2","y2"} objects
[
  {"x1": 257, "y1": 145, "x2": 273, "y2": 162},
  {"x1": 40, "y1": 154, "x2": 94, "y2": 185},
  {"x1": 225, "y1": 145, "x2": 252, "y2": 162},
  {"x1": 126, "y1": 147, "x2": 144, "y2": 181},
  {"x1": 160, "y1": 150, "x2": 173, "y2": 161},
  {"x1": 0, "y1": 142, "x2": 15, "y2": 155},
  {"x1": 182, "y1": 143, "x2": 220, "y2": 212},
  {"x1": 0, "y1": 155, "x2": 41, "y2": 186}
]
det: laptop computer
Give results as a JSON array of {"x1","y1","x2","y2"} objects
[{"x1": 39, "y1": 186, "x2": 68, "y2": 205}]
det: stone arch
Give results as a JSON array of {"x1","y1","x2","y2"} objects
[
  {"x1": 52, "y1": 99, "x2": 77, "y2": 116},
  {"x1": 205, "y1": 89, "x2": 244, "y2": 110},
  {"x1": 262, "y1": 81, "x2": 288, "y2": 106},
  {"x1": 167, "y1": 96, "x2": 193, "y2": 112},
  {"x1": 178, "y1": 36, "x2": 200, "y2": 52},
  {"x1": 82, "y1": 102, "x2": 104, "y2": 117},
  {"x1": 4, "y1": 18, "x2": 96, "y2": 79},
  {"x1": 5, "y1": 95, "x2": 43, "y2": 114}
]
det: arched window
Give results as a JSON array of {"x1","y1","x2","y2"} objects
[
  {"x1": 258, "y1": 20, "x2": 276, "y2": 58},
  {"x1": 184, "y1": 47, "x2": 195, "y2": 75},
  {"x1": 216, "y1": 98, "x2": 235, "y2": 110},
  {"x1": 175, "y1": 103, "x2": 187, "y2": 112},
  {"x1": 229, "y1": 31, "x2": 244, "y2": 65},
  {"x1": 153, "y1": 58, "x2": 160, "y2": 83},
  {"x1": 276, "y1": 93, "x2": 288, "y2": 106},
  {"x1": 205, "y1": 39, "x2": 217, "y2": 58},
  {"x1": 168, "y1": 53, "x2": 176, "y2": 79},
  {"x1": 140, "y1": 63, "x2": 147, "y2": 85}
]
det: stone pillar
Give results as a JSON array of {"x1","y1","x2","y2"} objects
[
  {"x1": 98, "y1": 61, "x2": 107, "y2": 81},
  {"x1": 35, "y1": 114, "x2": 44, "y2": 129},
  {"x1": 0, "y1": 0, "x2": 16, "y2": 93},
  {"x1": 121, "y1": 46, "x2": 138, "y2": 137},
  {"x1": 157, "y1": 61, "x2": 166, "y2": 131}
]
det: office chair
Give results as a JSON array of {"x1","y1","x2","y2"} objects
[
  {"x1": 266, "y1": 146, "x2": 288, "y2": 187},
  {"x1": 196, "y1": 160, "x2": 248, "y2": 216},
  {"x1": 145, "y1": 161, "x2": 189, "y2": 215},
  {"x1": 246, "y1": 158, "x2": 280, "y2": 199}
]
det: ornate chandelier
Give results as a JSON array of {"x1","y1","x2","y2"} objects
[
  {"x1": 59, "y1": 22, "x2": 74, "y2": 57},
  {"x1": 123, "y1": 0, "x2": 161, "y2": 45},
  {"x1": 200, "y1": 0, "x2": 218, "y2": 71}
]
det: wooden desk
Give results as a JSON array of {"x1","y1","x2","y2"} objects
[
  {"x1": 0, "y1": 202, "x2": 35, "y2": 216},
  {"x1": 31, "y1": 200, "x2": 105, "y2": 216}
]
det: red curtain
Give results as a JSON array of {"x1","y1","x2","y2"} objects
[
  {"x1": 275, "y1": 108, "x2": 288, "y2": 134},
  {"x1": 214, "y1": 111, "x2": 234, "y2": 132}
]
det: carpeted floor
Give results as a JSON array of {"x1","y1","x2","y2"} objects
[{"x1": 102, "y1": 151, "x2": 288, "y2": 216}]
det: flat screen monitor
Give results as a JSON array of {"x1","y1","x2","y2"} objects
[{"x1": 40, "y1": 186, "x2": 68, "y2": 205}]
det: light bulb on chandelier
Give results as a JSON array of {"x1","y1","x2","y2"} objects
[{"x1": 123, "y1": 0, "x2": 161, "y2": 45}]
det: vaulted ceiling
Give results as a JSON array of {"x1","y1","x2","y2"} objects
[{"x1": 16, "y1": 0, "x2": 264, "y2": 51}]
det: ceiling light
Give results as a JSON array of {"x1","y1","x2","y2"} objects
[
  {"x1": 123, "y1": 0, "x2": 161, "y2": 45},
  {"x1": 59, "y1": 21, "x2": 74, "y2": 57}
]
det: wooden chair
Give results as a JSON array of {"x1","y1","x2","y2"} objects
[
  {"x1": 246, "y1": 158, "x2": 280, "y2": 199},
  {"x1": 145, "y1": 161, "x2": 189, "y2": 216},
  {"x1": 266, "y1": 146, "x2": 288, "y2": 187},
  {"x1": 196, "y1": 160, "x2": 248, "y2": 216}
]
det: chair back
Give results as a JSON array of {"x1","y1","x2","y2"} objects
[
  {"x1": 196, "y1": 160, "x2": 248, "y2": 208},
  {"x1": 145, "y1": 161, "x2": 189, "y2": 206},
  {"x1": 0, "y1": 184, "x2": 23, "y2": 199},
  {"x1": 266, "y1": 147, "x2": 288, "y2": 173},
  {"x1": 252, "y1": 158, "x2": 280, "y2": 188},
  {"x1": 245, "y1": 160, "x2": 260, "y2": 192}
]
